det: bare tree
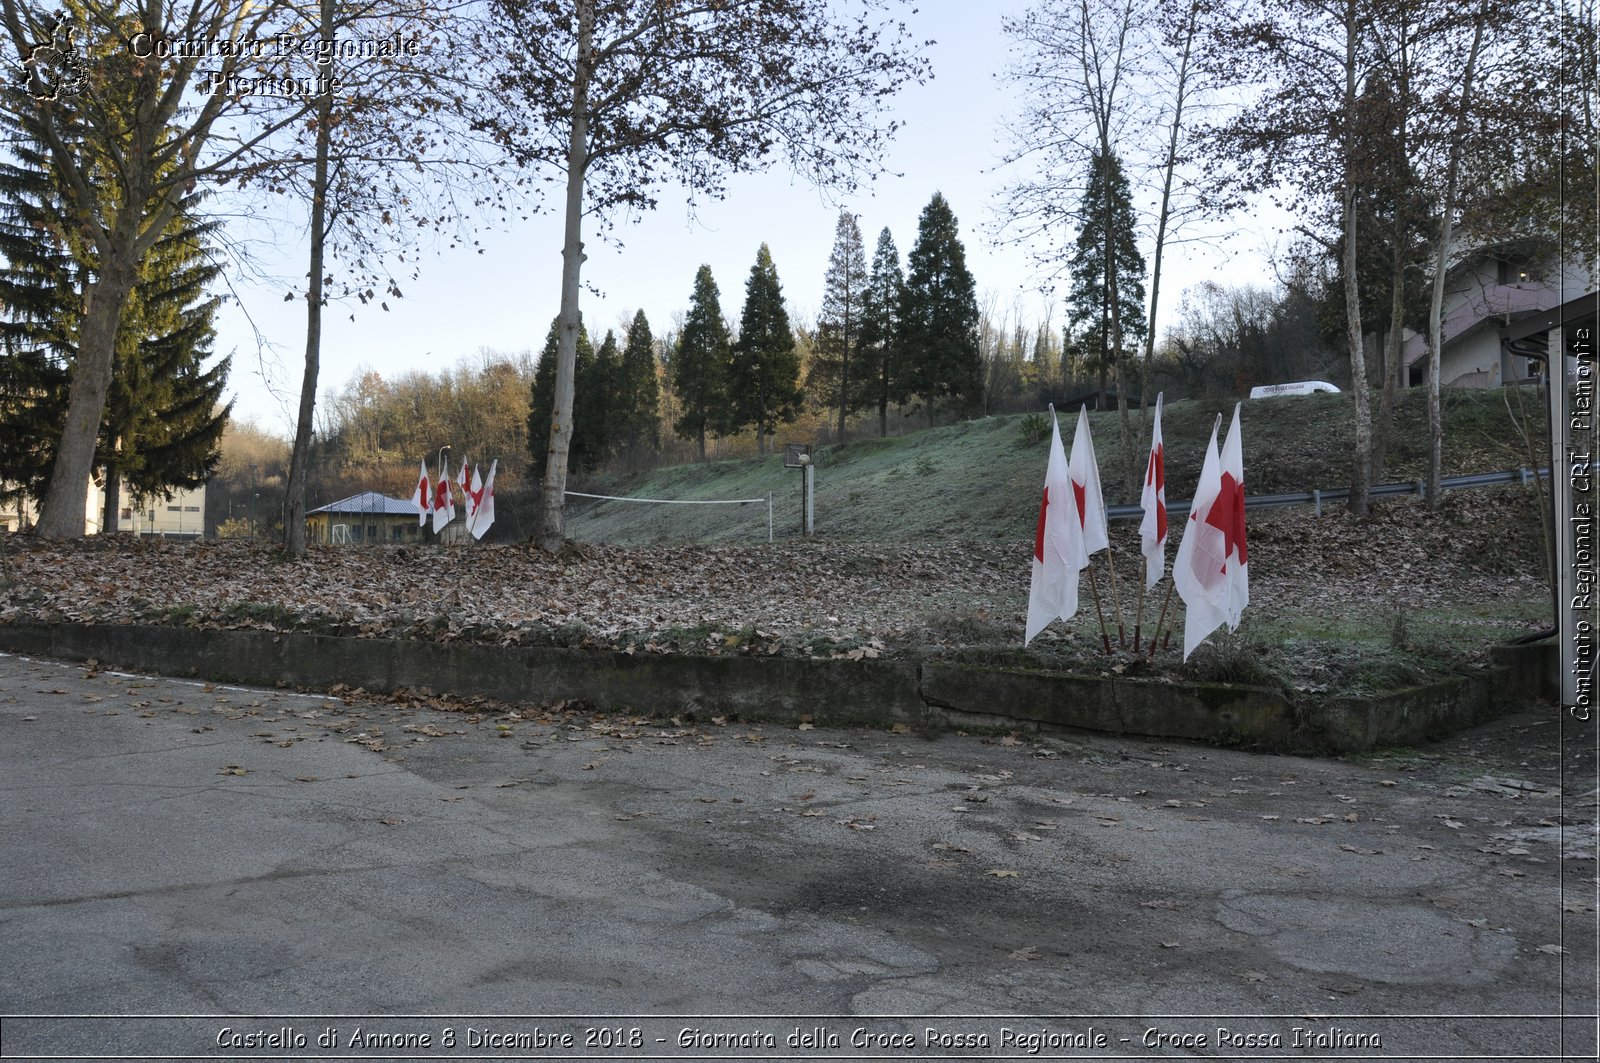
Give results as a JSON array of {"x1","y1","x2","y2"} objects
[
  {"x1": 1198, "y1": 0, "x2": 1386, "y2": 514},
  {"x1": 486, "y1": 0, "x2": 929, "y2": 552}
]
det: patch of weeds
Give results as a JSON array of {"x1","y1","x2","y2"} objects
[
  {"x1": 1388, "y1": 602, "x2": 1409, "y2": 650},
  {"x1": 917, "y1": 607, "x2": 1015, "y2": 649},
  {"x1": 1016, "y1": 413, "x2": 1049, "y2": 449},
  {"x1": 1334, "y1": 658, "x2": 1427, "y2": 697},
  {"x1": 915, "y1": 454, "x2": 940, "y2": 477},
  {"x1": 848, "y1": 489, "x2": 865, "y2": 504},
  {"x1": 220, "y1": 600, "x2": 300, "y2": 627},
  {"x1": 157, "y1": 604, "x2": 199, "y2": 626},
  {"x1": 1186, "y1": 638, "x2": 1283, "y2": 688},
  {"x1": 550, "y1": 620, "x2": 591, "y2": 647}
]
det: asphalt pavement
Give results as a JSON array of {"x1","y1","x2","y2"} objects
[{"x1": 0, "y1": 648, "x2": 1595, "y2": 1062}]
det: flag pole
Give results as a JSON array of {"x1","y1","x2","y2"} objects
[
  {"x1": 1134, "y1": 570, "x2": 1148, "y2": 652},
  {"x1": 1087, "y1": 566, "x2": 1112, "y2": 654},
  {"x1": 1104, "y1": 538, "x2": 1128, "y2": 647},
  {"x1": 1149, "y1": 579, "x2": 1175, "y2": 656}
]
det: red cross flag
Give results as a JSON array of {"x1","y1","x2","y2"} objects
[
  {"x1": 1026, "y1": 409, "x2": 1088, "y2": 645},
  {"x1": 1220, "y1": 402, "x2": 1249, "y2": 629},
  {"x1": 432, "y1": 458, "x2": 456, "y2": 534},
  {"x1": 469, "y1": 460, "x2": 496, "y2": 541},
  {"x1": 412, "y1": 459, "x2": 432, "y2": 527},
  {"x1": 1069, "y1": 405, "x2": 1109, "y2": 556},
  {"x1": 464, "y1": 462, "x2": 484, "y2": 530},
  {"x1": 1172, "y1": 415, "x2": 1230, "y2": 659},
  {"x1": 1139, "y1": 393, "x2": 1168, "y2": 589}
]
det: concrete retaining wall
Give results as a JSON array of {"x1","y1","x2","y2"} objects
[{"x1": 0, "y1": 622, "x2": 1542, "y2": 754}]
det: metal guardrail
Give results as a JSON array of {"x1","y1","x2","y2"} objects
[{"x1": 1106, "y1": 464, "x2": 1582, "y2": 521}]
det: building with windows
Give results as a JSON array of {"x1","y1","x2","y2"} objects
[
  {"x1": 1403, "y1": 240, "x2": 1595, "y2": 389},
  {"x1": 1, "y1": 481, "x2": 205, "y2": 536},
  {"x1": 305, "y1": 491, "x2": 424, "y2": 545}
]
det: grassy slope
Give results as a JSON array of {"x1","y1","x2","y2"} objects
[{"x1": 569, "y1": 385, "x2": 1550, "y2": 545}]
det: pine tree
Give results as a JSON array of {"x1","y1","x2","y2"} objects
[
  {"x1": 856, "y1": 227, "x2": 907, "y2": 437},
  {"x1": 671, "y1": 265, "x2": 732, "y2": 462},
  {"x1": 809, "y1": 211, "x2": 869, "y2": 440},
  {"x1": 0, "y1": 100, "x2": 228, "y2": 528},
  {"x1": 98, "y1": 215, "x2": 232, "y2": 532},
  {"x1": 529, "y1": 316, "x2": 594, "y2": 476},
  {"x1": 571, "y1": 328, "x2": 617, "y2": 471},
  {"x1": 729, "y1": 245, "x2": 804, "y2": 454},
  {"x1": 899, "y1": 193, "x2": 981, "y2": 414},
  {"x1": 0, "y1": 120, "x2": 74, "y2": 512},
  {"x1": 1066, "y1": 150, "x2": 1147, "y2": 404},
  {"x1": 612, "y1": 310, "x2": 661, "y2": 459}
]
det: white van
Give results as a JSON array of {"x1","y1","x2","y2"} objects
[{"x1": 1248, "y1": 380, "x2": 1342, "y2": 399}]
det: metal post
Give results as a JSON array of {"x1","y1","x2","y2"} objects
[{"x1": 803, "y1": 464, "x2": 815, "y2": 537}]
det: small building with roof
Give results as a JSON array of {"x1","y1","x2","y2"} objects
[{"x1": 305, "y1": 491, "x2": 422, "y2": 545}]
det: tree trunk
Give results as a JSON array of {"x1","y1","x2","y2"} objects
[
  {"x1": 101, "y1": 461, "x2": 119, "y2": 535},
  {"x1": 1342, "y1": 0, "x2": 1372, "y2": 516},
  {"x1": 284, "y1": 0, "x2": 337, "y2": 560},
  {"x1": 538, "y1": 0, "x2": 596, "y2": 552},
  {"x1": 1140, "y1": 2, "x2": 1196, "y2": 436},
  {"x1": 1427, "y1": 11, "x2": 1485, "y2": 510},
  {"x1": 33, "y1": 260, "x2": 135, "y2": 539},
  {"x1": 1369, "y1": 230, "x2": 1405, "y2": 485}
]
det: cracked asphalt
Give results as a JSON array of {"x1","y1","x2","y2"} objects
[{"x1": 0, "y1": 649, "x2": 1595, "y2": 1061}]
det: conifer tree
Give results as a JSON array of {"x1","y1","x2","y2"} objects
[
  {"x1": 1066, "y1": 150, "x2": 1147, "y2": 405},
  {"x1": 671, "y1": 265, "x2": 732, "y2": 462},
  {"x1": 809, "y1": 211, "x2": 869, "y2": 440},
  {"x1": 899, "y1": 193, "x2": 981, "y2": 414},
  {"x1": 0, "y1": 101, "x2": 228, "y2": 528},
  {"x1": 530, "y1": 316, "x2": 594, "y2": 476},
  {"x1": 856, "y1": 227, "x2": 907, "y2": 437},
  {"x1": 613, "y1": 310, "x2": 660, "y2": 458},
  {"x1": 729, "y1": 245, "x2": 803, "y2": 454},
  {"x1": 571, "y1": 328, "x2": 617, "y2": 471}
]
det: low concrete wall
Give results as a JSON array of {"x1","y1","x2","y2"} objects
[{"x1": 0, "y1": 622, "x2": 1540, "y2": 754}]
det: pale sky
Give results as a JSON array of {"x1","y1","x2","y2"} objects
[{"x1": 213, "y1": 3, "x2": 1289, "y2": 436}]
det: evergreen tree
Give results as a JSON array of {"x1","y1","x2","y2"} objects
[
  {"x1": 529, "y1": 316, "x2": 594, "y2": 476},
  {"x1": 613, "y1": 310, "x2": 661, "y2": 459},
  {"x1": 809, "y1": 211, "x2": 869, "y2": 440},
  {"x1": 856, "y1": 227, "x2": 907, "y2": 437},
  {"x1": 1066, "y1": 151, "x2": 1147, "y2": 402},
  {"x1": 571, "y1": 328, "x2": 617, "y2": 471},
  {"x1": 899, "y1": 192, "x2": 981, "y2": 414},
  {"x1": 98, "y1": 215, "x2": 231, "y2": 532},
  {"x1": 671, "y1": 265, "x2": 732, "y2": 461},
  {"x1": 729, "y1": 245, "x2": 803, "y2": 454},
  {"x1": 0, "y1": 121, "x2": 74, "y2": 512},
  {"x1": 0, "y1": 100, "x2": 228, "y2": 528}
]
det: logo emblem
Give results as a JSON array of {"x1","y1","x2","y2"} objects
[{"x1": 19, "y1": 13, "x2": 88, "y2": 100}]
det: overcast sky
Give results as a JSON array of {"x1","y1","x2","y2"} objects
[{"x1": 214, "y1": 3, "x2": 1290, "y2": 436}]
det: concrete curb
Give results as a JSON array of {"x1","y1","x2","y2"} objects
[{"x1": 0, "y1": 622, "x2": 1544, "y2": 753}]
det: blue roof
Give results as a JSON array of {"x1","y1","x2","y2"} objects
[{"x1": 307, "y1": 491, "x2": 418, "y2": 516}]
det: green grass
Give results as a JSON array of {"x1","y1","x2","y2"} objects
[{"x1": 566, "y1": 387, "x2": 1546, "y2": 545}]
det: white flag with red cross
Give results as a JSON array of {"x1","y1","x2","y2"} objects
[
  {"x1": 470, "y1": 460, "x2": 496, "y2": 541},
  {"x1": 1171, "y1": 416, "x2": 1231, "y2": 660},
  {"x1": 432, "y1": 458, "x2": 456, "y2": 533},
  {"x1": 412, "y1": 460, "x2": 432, "y2": 527},
  {"x1": 1139, "y1": 393, "x2": 1168, "y2": 589},
  {"x1": 1220, "y1": 403, "x2": 1249, "y2": 629},
  {"x1": 1025, "y1": 409, "x2": 1088, "y2": 645},
  {"x1": 1069, "y1": 405, "x2": 1109, "y2": 557}
]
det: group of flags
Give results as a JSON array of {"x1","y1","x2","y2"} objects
[
  {"x1": 412, "y1": 457, "x2": 497, "y2": 540},
  {"x1": 1026, "y1": 395, "x2": 1249, "y2": 660}
]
